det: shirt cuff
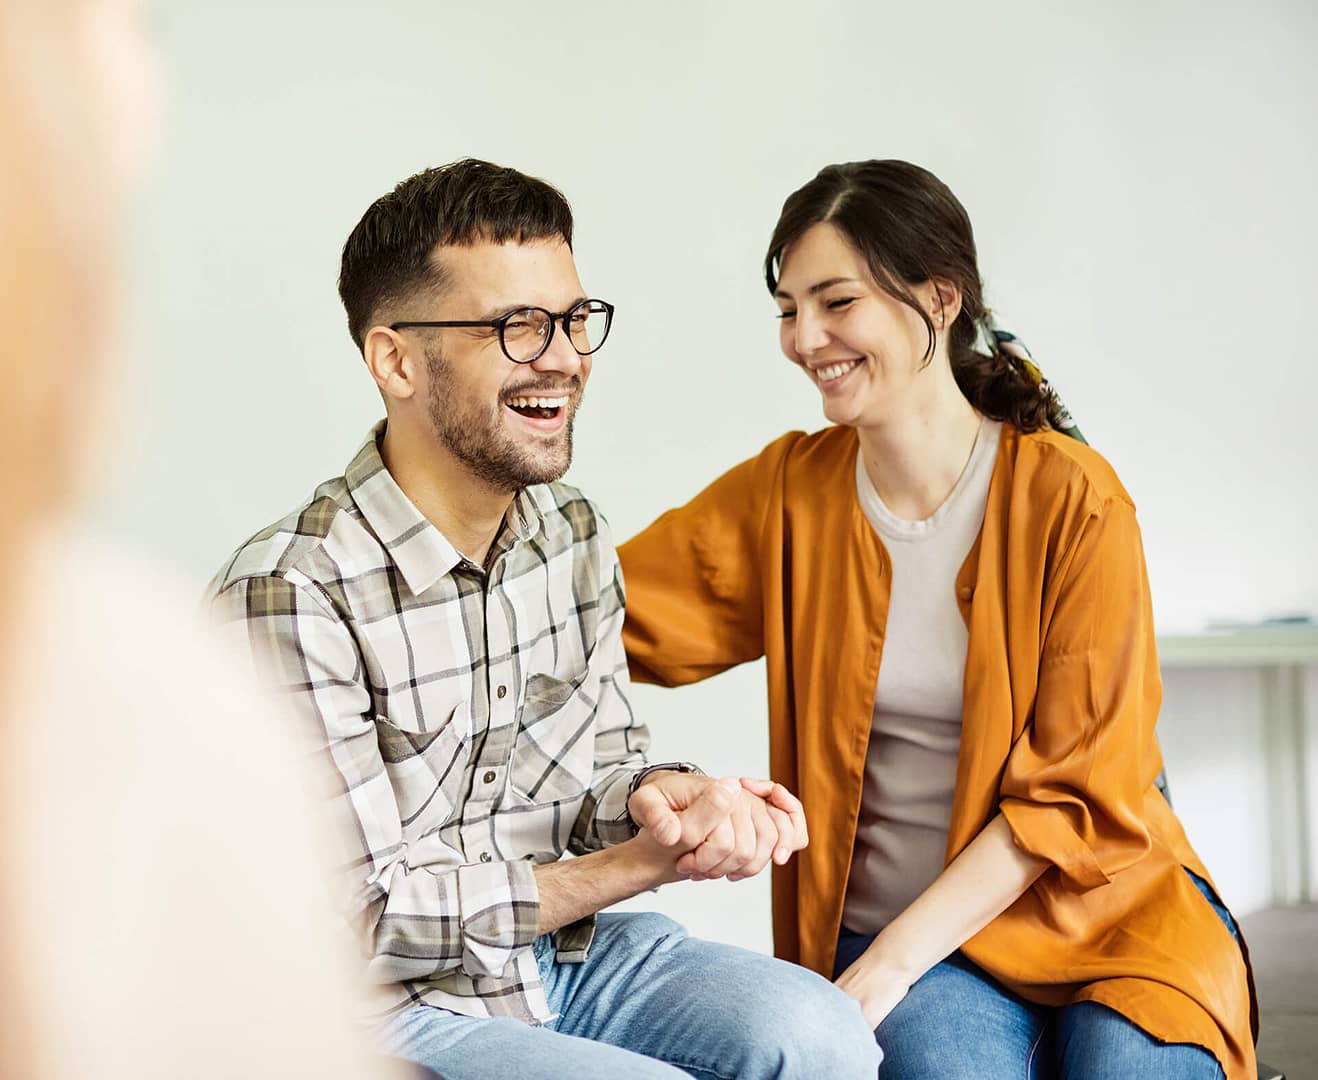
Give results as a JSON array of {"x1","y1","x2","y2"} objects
[
  {"x1": 591, "y1": 766, "x2": 642, "y2": 847},
  {"x1": 551, "y1": 915, "x2": 597, "y2": 963},
  {"x1": 1000, "y1": 796, "x2": 1112, "y2": 893},
  {"x1": 456, "y1": 857, "x2": 540, "y2": 978}
]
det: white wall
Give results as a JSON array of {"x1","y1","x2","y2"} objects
[{"x1": 101, "y1": 0, "x2": 1318, "y2": 945}]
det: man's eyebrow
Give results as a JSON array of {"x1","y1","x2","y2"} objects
[
  {"x1": 476, "y1": 295, "x2": 588, "y2": 321},
  {"x1": 773, "y1": 277, "x2": 862, "y2": 300}
]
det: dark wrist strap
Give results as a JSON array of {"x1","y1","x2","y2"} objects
[{"x1": 620, "y1": 761, "x2": 706, "y2": 832}]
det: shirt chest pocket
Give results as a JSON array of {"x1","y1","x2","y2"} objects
[
  {"x1": 375, "y1": 701, "x2": 470, "y2": 836},
  {"x1": 508, "y1": 674, "x2": 596, "y2": 805}
]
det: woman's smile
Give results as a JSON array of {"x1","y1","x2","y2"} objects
[{"x1": 810, "y1": 356, "x2": 864, "y2": 394}]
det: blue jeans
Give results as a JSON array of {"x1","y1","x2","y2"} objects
[
  {"x1": 378, "y1": 911, "x2": 881, "y2": 1080},
  {"x1": 834, "y1": 870, "x2": 1239, "y2": 1079}
]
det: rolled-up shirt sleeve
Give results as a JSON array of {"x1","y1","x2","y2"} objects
[
  {"x1": 210, "y1": 573, "x2": 538, "y2": 981},
  {"x1": 999, "y1": 498, "x2": 1158, "y2": 893}
]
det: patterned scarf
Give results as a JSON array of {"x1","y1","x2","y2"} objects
[{"x1": 981, "y1": 314, "x2": 1086, "y2": 444}]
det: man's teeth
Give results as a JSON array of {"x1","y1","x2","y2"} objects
[
  {"x1": 817, "y1": 359, "x2": 861, "y2": 382},
  {"x1": 506, "y1": 395, "x2": 568, "y2": 409}
]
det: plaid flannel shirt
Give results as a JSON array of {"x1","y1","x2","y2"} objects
[{"x1": 207, "y1": 423, "x2": 649, "y2": 1024}]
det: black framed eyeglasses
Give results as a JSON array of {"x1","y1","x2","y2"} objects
[{"x1": 391, "y1": 298, "x2": 615, "y2": 365}]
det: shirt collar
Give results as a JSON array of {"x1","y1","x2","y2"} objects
[
  {"x1": 505, "y1": 486, "x2": 544, "y2": 543},
  {"x1": 345, "y1": 421, "x2": 546, "y2": 596}
]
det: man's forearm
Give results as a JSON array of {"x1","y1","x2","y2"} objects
[{"x1": 533, "y1": 835, "x2": 678, "y2": 935}]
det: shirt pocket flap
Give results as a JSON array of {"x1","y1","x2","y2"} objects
[
  {"x1": 511, "y1": 675, "x2": 595, "y2": 803},
  {"x1": 524, "y1": 673, "x2": 577, "y2": 707},
  {"x1": 374, "y1": 702, "x2": 469, "y2": 830}
]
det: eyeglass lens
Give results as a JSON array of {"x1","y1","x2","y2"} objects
[{"x1": 502, "y1": 302, "x2": 611, "y2": 362}]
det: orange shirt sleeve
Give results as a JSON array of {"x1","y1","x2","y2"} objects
[
  {"x1": 619, "y1": 435, "x2": 801, "y2": 687},
  {"x1": 999, "y1": 497, "x2": 1160, "y2": 892}
]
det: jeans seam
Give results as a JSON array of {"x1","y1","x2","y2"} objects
[
  {"x1": 1023, "y1": 1022, "x2": 1047, "y2": 1080},
  {"x1": 650, "y1": 1057, "x2": 736, "y2": 1080}
]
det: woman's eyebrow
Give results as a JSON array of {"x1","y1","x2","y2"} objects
[{"x1": 774, "y1": 277, "x2": 863, "y2": 300}]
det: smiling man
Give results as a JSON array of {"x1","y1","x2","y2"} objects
[{"x1": 206, "y1": 161, "x2": 878, "y2": 1080}]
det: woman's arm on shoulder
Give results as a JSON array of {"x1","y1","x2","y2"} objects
[{"x1": 619, "y1": 432, "x2": 805, "y2": 687}]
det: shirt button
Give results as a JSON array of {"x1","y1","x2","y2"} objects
[
  {"x1": 496, "y1": 685, "x2": 508, "y2": 700},
  {"x1": 483, "y1": 770, "x2": 497, "y2": 784},
  {"x1": 479, "y1": 851, "x2": 493, "y2": 863}
]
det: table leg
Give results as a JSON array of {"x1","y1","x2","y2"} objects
[{"x1": 1262, "y1": 663, "x2": 1312, "y2": 904}]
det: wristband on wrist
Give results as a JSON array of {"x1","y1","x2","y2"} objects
[{"x1": 617, "y1": 761, "x2": 706, "y2": 832}]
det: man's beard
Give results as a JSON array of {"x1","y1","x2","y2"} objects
[{"x1": 425, "y1": 344, "x2": 578, "y2": 494}]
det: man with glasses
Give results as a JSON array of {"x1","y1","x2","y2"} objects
[{"x1": 207, "y1": 160, "x2": 879, "y2": 1080}]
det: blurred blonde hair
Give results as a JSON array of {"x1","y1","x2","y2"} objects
[
  {"x1": 0, "y1": 0, "x2": 115, "y2": 607},
  {"x1": 0, "y1": 14, "x2": 406, "y2": 1080},
  {"x1": 0, "y1": 8, "x2": 118, "y2": 1067},
  {"x1": 0, "y1": 4, "x2": 78, "y2": 1071}
]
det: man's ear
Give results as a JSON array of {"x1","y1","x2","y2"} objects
[
  {"x1": 929, "y1": 279, "x2": 963, "y2": 328},
  {"x1": 362, "y1": 326, "x2": 418, "y2": 402}
]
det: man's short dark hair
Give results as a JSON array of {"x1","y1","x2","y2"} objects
[{"x1": 337, "y1": 159, "x2": 575, "y2": 350}]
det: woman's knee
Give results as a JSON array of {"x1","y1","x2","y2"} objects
[
  {"x1": 872, "y1": 960, "x2": 1046, "y2": 1079},
  {"x1": 1057, "y1": 1001, "x2": 1225, "y2": 1079}
]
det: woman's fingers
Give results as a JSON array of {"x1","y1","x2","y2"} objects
[
  {"x1": 727, "y1": 795, "x2": 778, "y2": 881},
  {"x1": 739, "y1": 777, "x2": 808, "y2": 859}
]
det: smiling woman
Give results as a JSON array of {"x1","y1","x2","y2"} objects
[
  {"x1": 620, "y1": 159, "x2": 1259, "y2": 1079},
  {"x1": 768, "y1": 160, "x2": 1062, "y2": 444}
]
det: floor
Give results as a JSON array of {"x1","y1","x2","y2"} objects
[{"x1": 1241, "y1": 904, "x2": 1318, "y2": 1079}]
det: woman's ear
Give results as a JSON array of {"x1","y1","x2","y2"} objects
[{"x1": 929, "y1": 279, "x2": 963, "y2": 329}]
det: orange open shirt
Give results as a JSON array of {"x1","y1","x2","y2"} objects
[{"x1": 620, "y1": 423, "x2": 1257, "y2": 1079}]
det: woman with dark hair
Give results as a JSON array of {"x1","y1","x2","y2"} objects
[{"x1": 618, "y1": 160, "x2": 1256, "y2": 1078}]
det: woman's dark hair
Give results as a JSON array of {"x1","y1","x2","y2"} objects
[
  {"x1": 764, "y1": 160, "x2": 1058, "y2": 432},
  {"x1": 338, "y1": 158, "x2": 574, "y2": 351}
]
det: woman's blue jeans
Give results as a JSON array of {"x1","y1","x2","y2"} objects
[{"x1": 834, "y1": 870, "x2": 1239, "y2": 1079}]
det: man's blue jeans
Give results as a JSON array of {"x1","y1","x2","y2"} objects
[
  {"x1": 378, "y1": 911, "x2": 882, "y2": 1080},
  {"x1": 833, "y1": 870, "x2": 1239, "y2": 1079}
]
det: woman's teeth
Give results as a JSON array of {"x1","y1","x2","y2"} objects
[{"x1": 816, "y1": 359, "x2": 861, "y2": 383}]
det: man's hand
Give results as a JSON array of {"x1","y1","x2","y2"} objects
[
  {"x1": 535, "y1": 773, "x2": 808, "y2": 934},
  {"x1": 627, "y1": 771, "x2": 809, "y2": 883},
  {"x1": 627, "y1": 771, "x2": 741, "y2": 850}
]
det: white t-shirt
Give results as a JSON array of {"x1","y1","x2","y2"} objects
[{"x1": 843, "y1": 420, "x2": 1002, "y2": 933}]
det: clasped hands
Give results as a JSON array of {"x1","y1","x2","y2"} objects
[{"x1": 626, "y1": 770, "x2": 808, "y2": 884}]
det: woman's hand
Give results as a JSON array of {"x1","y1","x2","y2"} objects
[{"x1": 834, "y1": 950, "x2": 915, "y2": 1030}]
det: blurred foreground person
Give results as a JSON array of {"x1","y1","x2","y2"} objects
[{"x1": 0, "y1": 3, "x2": 407, "y2": 1077}]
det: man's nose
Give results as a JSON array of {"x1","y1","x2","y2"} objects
[{"x1": 528, "y1": 319, "x2": 584, "y2": 377}]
